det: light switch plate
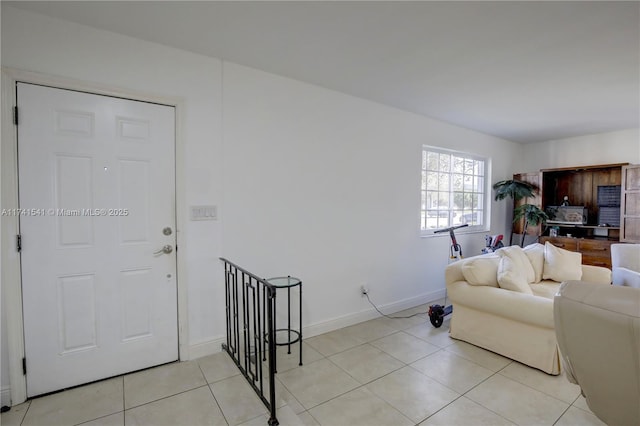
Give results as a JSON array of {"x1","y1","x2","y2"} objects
[{"x1": 190, "y1": 205, "x2": 217, "y2": 221}]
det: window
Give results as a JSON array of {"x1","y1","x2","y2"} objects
[{"x1": 421, "y1": 146, "x2": 488, "y2": 234}]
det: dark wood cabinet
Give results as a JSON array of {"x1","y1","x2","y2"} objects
[
  {"x1": 515, "y1": 163, "x2": 636, "y2": 267},
  {"x1": 621, "y1": 164, "x2": 640, "y2": 243},
  {"x1": 540, "y1": 164, "x2": 625, "y2": 228}
]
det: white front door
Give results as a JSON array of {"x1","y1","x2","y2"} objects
[{"x1": 17, "y1": 83, "x2": 178, "y2": 397}]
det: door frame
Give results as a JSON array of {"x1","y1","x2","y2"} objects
[{"x1": 1, "y1": 67, "x2": 189, "y2": 405}]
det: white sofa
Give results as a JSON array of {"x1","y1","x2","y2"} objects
[
  {"x1": 554, "y1": 281, "x2": 640, "y2": 425},
  {"x1": 445, "y1": 242, "x2": 611, "y2": 375},
  {"x1": 611, "y1": 243, "x2": 640, "y2": 288}
]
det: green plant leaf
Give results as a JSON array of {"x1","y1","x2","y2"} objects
[
  {"x1": 513, "y1": 204, "x2": 549, "y2": 225},
  {"x1": 493, "y1": 179, "x2": 537, "y2": 201}
]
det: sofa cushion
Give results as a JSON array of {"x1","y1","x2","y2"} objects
[
  {"x1": 497, "y1": 255, "x2": 534, "y2": 294},
  {"x1": 461, "y1": 255, "x2": 500, "y2": 287},
  {"x1": 530, "y1": 281, "x2": 561, "y2": 299},
  {"x1": 543, "y1": 242, "x2": 583, "y2": 282},
  {"x1": 523, "y1": 243, "x2": 545, "y2": 283},
  {"x1": 497, "y1": 245, "x2": 536, "y2": 284}
]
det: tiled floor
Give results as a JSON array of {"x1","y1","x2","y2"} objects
[{"x1": 1, "y1": 303, "x2": 605, "y2": 426}]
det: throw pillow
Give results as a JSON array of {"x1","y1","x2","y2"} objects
[
  {"x1": 543, "y1": 242, "x2": 583, "y2": 282},
  {"x1": 497, "y1": 255, "x2": 534, "y2": 294},
  {"x1": 461, "y1": 256, "x2": 500, "y2": 287},
  {"x1": 523, "y1": 243, "x2": 545, "y2": 283},
  {"x1": 497, "y1": 245, "x2": 536, "y2": 284}
]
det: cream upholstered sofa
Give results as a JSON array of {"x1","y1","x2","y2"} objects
[
  {"x1": 554, "y1": 281, "x2": 640, "y2": 426},
  {"x1": 445, "y1": 242, "x2": 611, "y2": 375},
  {"x1": 611, "y1": 243, "x2": 640, "y2": 288}
]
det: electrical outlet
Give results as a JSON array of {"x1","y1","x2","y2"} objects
[{"x1": 360, "y1": 285, "x2": 369, "y2": 295}]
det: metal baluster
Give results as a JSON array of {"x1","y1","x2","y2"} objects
[{"x1": 266, "y1": 285, "x2": 278, "y2": 426}]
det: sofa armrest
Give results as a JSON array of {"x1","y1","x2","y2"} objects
[
  {"x1": 612, "y1": 267, "x2": 640, "y2": 288},
  {"x1": 447, "y1": 281, "x2": 554, "y2": 329},
  {"x1": 581, "y1": 265, "x2": 612, "y2": 284},
  {"x1": 445, "y1": 260, "x2": 466, "y2": 286}
]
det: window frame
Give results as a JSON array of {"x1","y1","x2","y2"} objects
[{"x1": 420, "y1": 145, "x2": 490, "y2": 237}]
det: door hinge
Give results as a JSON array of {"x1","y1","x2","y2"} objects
[
  {"x1": 16, "y1": 234, "x2": 22, "y2": 252},
  {"x1": 13, "y1": 106, "x2": 18, "y2": 126},
  {"x1": 22, "y1": 357, "x2": 26, "y2": 375}
]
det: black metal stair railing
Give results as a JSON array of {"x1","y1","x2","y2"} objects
[{"x1": 220, "y1": 258, "x2": 279, "y2": 426}]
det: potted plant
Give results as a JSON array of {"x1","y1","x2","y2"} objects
[{"x1": 493, "y1": 179, "x2": 548, "y2": 247}]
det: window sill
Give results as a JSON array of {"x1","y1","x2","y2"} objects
[{"x1": 420, "y1": 226, "x2": 490, "y2": 238}]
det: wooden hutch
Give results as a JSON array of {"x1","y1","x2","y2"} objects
[{"x1": 513, "y1": 163, "x2": 640, "y2": 268}]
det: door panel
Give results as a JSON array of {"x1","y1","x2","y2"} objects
[
  {"x1": 18, "y1": 83, "x2": 178, "y2": 397},
  {"x1": 57, "y1": 273, "x2": 98, "y2": 354},
  {"x1": 55, "y1": 155, "x2": 95, "y2": 247},
  {"x1": 118, "y1": 159, "x2": 150, "y2": 243}
]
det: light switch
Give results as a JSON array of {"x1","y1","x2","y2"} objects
[{"x1": 190, "y1": 205, "x2": 217, "y2": 221}]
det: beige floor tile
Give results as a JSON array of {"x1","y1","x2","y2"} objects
[
  {"x1": 394, "y1": 305, "x2": 430, "y2": 318},
  {"x1": 0, "y1": 401, "x2": 31, "y2": 426},
  {"x1": 572, "y1": 395, "x2": 593, "y2": 412},
  {"x1": 371, "y1": 312, "x2": 428, "y2": 331},
  {"x1": 555, "y1": 406, "x2": 606, "y2": 426},
  {"x1": 296, "y1": 411, "x2": 321, "y2": 426},
  {"x1": 309, "y1": 387, "x2": 413, "y2": 426},
  {"x1": 269, "y1": 342, "x2": 324, "y2": 373},
  {"x1": 419, "y1": 396, "x2": 515, "y2": 426},
  {"x1": 7, "y1": 318, "x2": 597, "y2": 426},
  {"x1": 305, "y1": 328, "x2": 366, "y2": 356},
  {"x1": 79, "y1": 412, "x2": 124, "y2": 426},
  {"x1": 340, "y1": 319, "x2": 397, "y2": 342},
  {"x1": 329, "y1": 343, "x2": 405, "y2": 384},
  {"x1": 210, "y1": 375, "x2": 268, "y2": 425},
  {"x1": 499, "y1": 361, "x2": 581, "y2": 404},
  {"x1": 404, "y1": 322, "x2": 454, "y2": 348},
  {"x1": 22, "y1": 377, "x2": 123, "y2": 426},
  {"x1": 274, "y1": 379, "x2": 306, "y2": 414},
  {"x1": 198, "y1": 351, "x2": 241, "y2": 383},
  {"x1": 125, "y1": 386, "x2": 225, "y2": 426},
  {"x1": 366, "y1": 366, "x2": 459, "y2": 423},
  {"x1": 445, "y1": 340, "x2": 512, "y2": 371},
  {"x1": 370, "y1": 331, "x2": 440, "y2": 363},
  {"x1": 466, "y1": 374, "x2": 569, "y2": 425},
  {"x1": 410, "y1": 350, "x2": 494, "y2": 394},
  {"x1": 238, "y1": 404, "x2": 302, "y2": 426},
  {"x1": 237, "y1": 414, "x2": 273, "y2": 426},
  {"x1": 276, "y1": 358, "x2": 359, "y2": 409},
  {"x1": 124, "y1": 361, "x2": 207, "y2": 409},
  {"x1": 261, "y1": 375, "x2": 305, "y2": 414}
]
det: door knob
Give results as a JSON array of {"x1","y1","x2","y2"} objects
[{"x1": 154, "y1": 245, "x2": 173, "y2": 255}]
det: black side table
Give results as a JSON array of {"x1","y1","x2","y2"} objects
[{"x1": 265, "y1": 276, "x2": 302, "y2": 371}]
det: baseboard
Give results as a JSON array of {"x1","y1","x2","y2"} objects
[
  {"x1": 186, "y1": 336, "x2": 226, "y2": 360},
  {"x1": 303, "y1": 288, "x2": 446, "y2": 339},
  {"x1": 1, "y1": 386, "x2": 11, "y2": 407},
  {"x1": 185, "y1": 288, "x2": 446, "y2": 360}
]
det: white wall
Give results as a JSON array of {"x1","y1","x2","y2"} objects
[
  {"x1": 222, "y1": 62, "x2": 520, "y2": 332},
  {"x1": 520, "y1": 128, "x2": 640, "y2": 172},
  {"x1": 1, "y1": 5, "x2": 521, "y2": 404}
]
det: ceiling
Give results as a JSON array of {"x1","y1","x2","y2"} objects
[{"x1": 6, "y1": 1, "x2": 640, "y2": 143}]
